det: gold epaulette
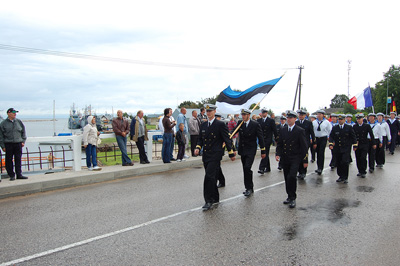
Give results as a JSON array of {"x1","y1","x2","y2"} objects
[
  {"x1": 228, "y1": 150, "x2": 234, "y2": 155},
  {"x1": 260, "y1": 147, "x2": 266, "y2": 151},
  {"x1": 353, "y1": 144, "x2": 358, "y2": 147},
  {"x1": 329, "y1": 142, "x2": 334, "y2": 146},
  {"x1": 196, "y1": 145, "x2": 202, "y2": 149}
]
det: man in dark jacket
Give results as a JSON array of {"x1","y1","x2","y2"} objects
[
  {"x1": 195, "y1": 104, "x2": 235, "y2": 211},
  {"x1": 257, "y1": 107, "x2": 278, "y2": 174},
  {"x1": 387, "y1": 111, "x2": 400, "y2": 155},
  {"x1": 329, "y1": 114, "x2": 357, "y2": 184},
  {"x1": 276, "y1": 111, "x2": 308, "y2": 208},
  {"x1": 130, "y1": 110, "x2": 150, "y2": 164},
  {"x1": 0, "y1": 108, "x2": 28, "y2": 181},
  {"x1": 353, "y1": 113, "x2": 375, "y2": 178},
  {"x1": 295, "y1": 109, "x2": 316, "y2": 179},
  {"x1": 112, "y1": 110, "x2": 133, "y2": 166},
  {"x1": 233, "y1": 109, "x2": 266, "y2": 197}
]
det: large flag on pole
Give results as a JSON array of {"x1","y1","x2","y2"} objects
[
  {"x1": 216, "y1": 77, "x2": 282, "y2": 114},
  {"x1": 347, "y1": 86, "x2": 373, "y2": 110},
  {"x1": 391, "y1": 93, "x2": 397, "y2": 112}
]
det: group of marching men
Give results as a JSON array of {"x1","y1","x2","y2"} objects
[{"x1": 194, "y1": 104, "x2": 400, "y2": 211}]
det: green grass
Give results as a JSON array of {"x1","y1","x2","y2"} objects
[{"x1": 97, "y1": 151, "x2": 140, "y2": 166}]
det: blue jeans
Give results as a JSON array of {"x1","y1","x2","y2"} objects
[
  {"x1": 86, "y1": 144, "x2": 97, "y2": 167},
  {"x1": 162, "y1": 133, "x2": 173, "y2": 163},
  {"x1": 116, "y1": 135, "x2": 132, "y2": 165}
]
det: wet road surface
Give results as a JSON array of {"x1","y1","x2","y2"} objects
[{"x1": 1, "y1": 150, "x2": 400, "y2": 265}]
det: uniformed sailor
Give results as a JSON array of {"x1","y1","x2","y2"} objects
[
  {"x1": 367, "y1": 113, "x2": 382, "y2": 173},
  {"x1": 312, "y1": 110, "x2": 332, "y2": 175},
  {"x1": 353, "y1": 113, "x2": 375, "y2": 178},
  {"x1": 329, "y1": 113, "x2": 339, "y2": 170},
  {"x1": 328, "y1": 114, "x2": 357, "y2": 184},
  {"x1": 275, "y1": 111, "x2": 308, "y2": 208},
  {"x1": 257, "y1": 107, "x2": 278, "y2": 174},
  {"x1": 376, "y1": 112, "x2": 391, "y2": 168},
  {"x1": 309, "y1": 115, "x2": 317, "y2": 162},
  {"x1": 232, "y1": 108, "x2": 266, "y2": 197},
  {"x1": 295, "y1": 109, "x2": 316, "y2": 179},
  {"x1": 386, "y1": 112, "x2": 400, "y2": 155},
  {"x1": 276, "y1": 116, "x2": 287, "y2": 170},
  {"x1": 195, "y1": 104, "x2": 235, "y2": 211},
  {"x1": 345, "y1": 114, "x2": 355, "y2": 126}
]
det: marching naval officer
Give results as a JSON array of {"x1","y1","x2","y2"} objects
[
  {"x1": 353, "y1": 113, "x2": 375, "y2": 178},
  {"x1": 367, "y1": 113, "x2": 382, "y2": 173},
  {"x1": 328, "y1": 114, "x2": 357, "y2": 184},
  {"x1": 233, "y1": 108, "x2": 266, "y2": 197},
  {"x1": 257, "y1": 107, "x2": 278, "y2": 174},
  {"x1": 329, "y1": 113, "x2": 339, "y2": 170},
  {"x1": 295, "y1": 109, "x2": 316, "y2": 179},
  {"x1": 312, "y1": 110, "x2": 332, "y2": 175},
  {"x1": 376, "y1": 112, "x2": 391, "y2": 168},
  {"x1": 386, "y1": 112, "x2": 400, "y2": 155},
  {"x1": 275, "y1": 111, "x2": 308, "y2": 208},
  {"x1": 215, "y1": 113, "x2": 226, "y2": 188},
  {"x1": 194, "y1": 105, "x2": 235, "y2": 211}
]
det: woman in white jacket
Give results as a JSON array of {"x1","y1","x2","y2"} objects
[{"x1": 83, "y1": 116, "x2": 101, "y2": 171}]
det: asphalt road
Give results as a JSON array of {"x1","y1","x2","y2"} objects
[{"x1": 1, "y1": 149, "x2": 400, "y2": 265}]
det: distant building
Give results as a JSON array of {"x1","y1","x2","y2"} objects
[{"x1": 146, "y1": 114, "x2": 162, "y2": 126}]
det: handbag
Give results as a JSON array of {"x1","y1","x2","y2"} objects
[{"x1": 97, "y1": 137, "x2": 102, "y2": 146}]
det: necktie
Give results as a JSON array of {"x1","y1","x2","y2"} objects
[
  {"x1": 317, "y1": 121, "x2": 322, "y2": 131},
  {"x1": 208, "y1": 122, "x2": 211, "y2": 127},
  {"x1": 289, "y1": 127, "x2": 292, "y2": 132}
]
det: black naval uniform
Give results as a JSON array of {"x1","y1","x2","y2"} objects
[
  {"x1": 276, "y1": 124, "x2": 308, "y2": 202},
  {"x1": 276, "y1": 123, "x2": 287, "y2": 170},
  {"x1": 386, "y1": 118, "x2": 400, "y2": 154},
  {"x1": 353, "y1": 122, "x2": 375, "y2": 176},
  {"x1": 295, "y1": 119, "x2": 315, "y2": 179},
  {"x1": 197, "y1": 119, "x2": 234, "y2": 205},
  {"x1": 257, "y1": 116, "x2": 277, "y2": 173},
  {"x1": 234, "y1": 120, "x2": 266, "y2": 193},
  {"x1": 329, "y1": 123, "x2": 357, "y2": 183}
]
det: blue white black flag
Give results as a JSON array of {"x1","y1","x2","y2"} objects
[{"x1": 216, "y1": 77, "x2": 282, "y2": 114}]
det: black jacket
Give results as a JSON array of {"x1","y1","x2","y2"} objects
[
  {"x1": 233, "y1": 120, "x2": 266, "y2": 156},
  {"x1": 257, "y1": 117, "x2": 278, "y2": 143},
  {"x1": 295, "y1": 119, "x2": 315, "y2": 145},
  {"x1": 386, "y1": 119, "x2": 400, "y2": 134},
  {"x1": 276, "y1": 124, "x2": 308, "y2": 163},
  {"x1": 176, "y1": 130, "x2": 186, "y2": 145},
  {"x1": 196, "y1": 119, "x2": 234, "y2": 162},
  {"x1": 329, "y1": 124, "x2": 357, "y2": 153},
  {"x1": 353, "y1": 123, "x2": 375, "y2": 147}
]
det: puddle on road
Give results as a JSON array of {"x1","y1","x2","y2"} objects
[
  {"x1": 356, "y1": 186, "x2": 375, "y2": 192},
  {"x1": 307, "y1": 198, "x2": 361, "y2": 224},
  {"x1": 282, "y1": 222, "x2": 298, "y2": 241}
]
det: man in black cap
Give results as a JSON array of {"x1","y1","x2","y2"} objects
[
  {"x1": 0, "y1": 108, "x2": 28, "y2": 181},
  {"x1": 195, "y1": 105, "x2": 235, "y2": 211},
  {"x1": 295, "y1": 109, "x2": 316, "y2": 179},
  {"x1": 386, "y1": 112, "x2": 400, "y2": 155},
  {"x1": 233, "y1": 108, "x2": 266, "y2": 197},
  {"x1": 275, "y1": 110, "x2": 308, "y2": 208},
  {"x1": 353, "y1": 113, "x2": 375, "y2": 178},
  {"x1": 329, "y1": 114, "x2": 357, "y2": 184},
  {"x1": 312, "y1": 110, "x2": 332, "y2": 175},
  {"x1": 276, "y1": 116, "x2": 287, "y2": 170},
  {"x1": 257, "y1": 107, "x2": 277, "y2": 174}
]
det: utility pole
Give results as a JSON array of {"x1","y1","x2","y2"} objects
[
  {"x1": 347, "y1": 60, "x2": 351, "y2": 98},
  {"x1": 292, "y1": 66, "x2": 304, "y2": 110}
]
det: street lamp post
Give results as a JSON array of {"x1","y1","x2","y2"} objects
[{"x1": 386, "y1": 69, "x2": 400, "y2": 115}]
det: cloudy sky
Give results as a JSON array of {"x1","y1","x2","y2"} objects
[{"x1": 1, "y1": 0, "x2": 399, "y2": 118}]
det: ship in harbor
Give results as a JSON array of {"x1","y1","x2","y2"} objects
[{"x1": 68, "y1": 104, "x2": 113, "y2": 132}]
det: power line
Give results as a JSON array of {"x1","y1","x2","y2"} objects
[{"x1": 0, "y1": 44, "x2": 297, "y2": 71}]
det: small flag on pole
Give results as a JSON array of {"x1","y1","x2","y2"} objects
[
  {"x1": 347, "y1": 86, "x2": 373, "y2": 110},
  {"x1": 216, "y1": 77, "x2": 282, "y2": 114},
  {"x1": 391, "y1": 94, "x2": 397, "y2": 112}
]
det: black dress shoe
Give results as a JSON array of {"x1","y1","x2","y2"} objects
[
  {"x1": 17, "y1": 176, "x2": 28, "y2": 179},
  {"x1": 343, "y1": 179, "x2": 348, "y2": 184},
  {"x1": 145, "y1": 160, "x2": 150, "y2": 164},
  {"x1": 361, "y1": 174, "x2": 366, "y2": 178},
  {"x1": 243, "y1": 189, "x2": 254, "y2": 197},
  {"x1": 140, "y1": 161, "x2": 146, "y2": 164},
  {"x1": 297, "y1": 174, "x2": 305, "y2": 180},
  {"x1": 310, "y1": 159, "x2": 315, "y2": 163},
  {"x1": 283, "y1": 198, "x2": 291, "y2": 204},
  {"x1": 202, "y1": 202, "x2": 212, "y2": 210},
  {"x1": 369, "y1": 169, "x2": 374, "y2": 173},
  {"x1": 217, "y1": 183, "x2": 225, "y2": 188},
  {"x1": 258, "y1": 170, "x2": 264, "y2": 175},
  {"x1": 317, "y1": 169, "x2": 322, "y2": 175},
  {"x1": 170, "y1": 158, "x2": 176, "y2": 161},
  {"x1": 9, "y1": 177, "x2": 15, "y2": 181},
  {"x1": 265, "y1": 169, "x2": 271, "y2": 173},
  {"x1": 336, "y1": 177, "x2": 344, "y2": 183},
  {"x1": 330, "y1": 166, "x2": 335, "y2": 170},
  {"x1": 277, "y1": 167, "x2": 282, "y2": 171},
  {"x1": 289, "y1": 200, "x2": 296, "y2": 208},
  {"x1": 357, "y1": 173, "x2": 361, "y2": 176}
]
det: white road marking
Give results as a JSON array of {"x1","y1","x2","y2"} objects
[{"x1": 0, "y1": 167, "x2": 326, "y2": 266}]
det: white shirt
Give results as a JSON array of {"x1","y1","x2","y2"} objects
[
  {"x1": 208, "y1": 117, "x2": 215, "y2": 126},
  {"x1": 288, "y1": 124, "x2": 295, "y2": 131},
  {"x1": 379, "y1": 121, "x2": 392, "y2": 141},
  {"x1": 313, "y1": 119, "x2": 332, "y2": 137},
  {"x1": 367, "y1": 122, "x2": 383, "y2": 143},
  {"x1": 158, "y1": 116, "x2": 176, "y2": 134}
]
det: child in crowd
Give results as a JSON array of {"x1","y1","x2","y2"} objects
[{"x1": 176, "y1": 123, "x2": 186, "y2": 162}]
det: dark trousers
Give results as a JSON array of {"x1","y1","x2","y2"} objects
[
  {"x1": 162, "y1": 133, "x2": 173, "y2": 163},
  {"x1": 335, "y1": 150, "x2": 350, "y2": 179},
  {"x1": 136, "y1": 136, "x2": 148, "y2": 163},
  {"x1": 298, "y1": 143, "x2": 310, "y2": 175},
  {"x1": 376, "y1": 136, "x2": 387, "y2": 165},
  {"x1": 282, "y1": 156, "x2": 300, "y2": 200},
  {"x1": 316, "y1": 136, "x2": 328, "y2": 170},
  {"x1": 389, "y1": 133, "x2": 397, "y2": 153},
  {"x1": 355, "y1": 145, "x2": 368, "y2": 174},
  {"x1": 217, "y1": 165, "x2": 225, "y2": 186},
  {"x1": 203, "y1": 160, "x2": 220, "y2": 203},
  {"x1": 368, "y1": 140, "x2": 377, "y2": 170},
  {"x1": 177, "y1": 144, "x2": 185, "y2": 160},
  {"x1": 85, "y1": 144, "x2": 97, "y2": 167},
  {"x1": 190, "y1": 135, "x2": 199, "y2": 156},
  {"x1": 310, "y1": 143, "x2": 316, "y2": 161},
  {"x1": 259, "y1": 140, "x2": 272, "y2": 171},
  {"x1": 329, "y1": 149, "x2": 337, "y2": 167},
  {"x1": 241, "y1": 153, "x2": 255, "y2": 190},
  {"x1": 5, "y1": 142, "x2": 23, "y2": 178}
]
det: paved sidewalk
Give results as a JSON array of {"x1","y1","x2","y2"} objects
[{"x1": 0, "y1": 148, "x2": 271, "y2": 199}]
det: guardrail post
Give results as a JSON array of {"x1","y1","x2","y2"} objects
[{"x1": 69, "y1": 135, "x2": 82, "y2": 171}]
